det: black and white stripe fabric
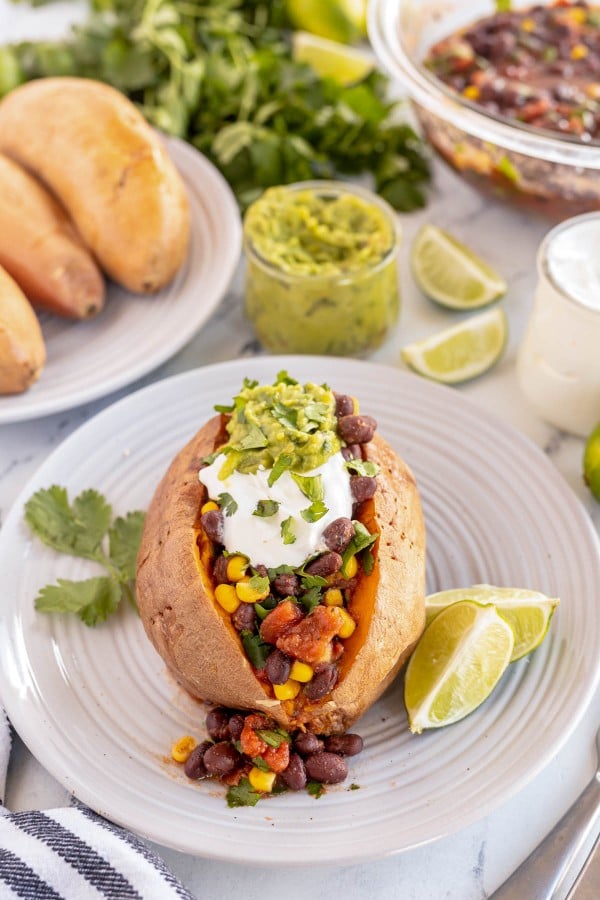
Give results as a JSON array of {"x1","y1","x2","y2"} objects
[{"x1": 0, "y1": 709, "x2": 195, "y2": 900}]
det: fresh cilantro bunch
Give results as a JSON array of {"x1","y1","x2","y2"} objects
[
  {"x1": 1, "y1": 0, "x2": 430, "y2": 211},
  {"x1": 25, "y1": 486, "x2": 146, "y2": 626}
]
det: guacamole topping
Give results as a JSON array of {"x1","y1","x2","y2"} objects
[
  {"x1": 210, "y1": 372, "x2": 341, "y2": 479},
  {"x1": 244, "y1": 186, "x2": 395, "y2": 277}
]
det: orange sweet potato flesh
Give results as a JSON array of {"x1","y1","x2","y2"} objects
[
  {"x1": 0, "y1": 154, "x2": 104, "y2": 319},
  {"x1": 137, "y1": 415, "x2": 426, "y2": 735}
]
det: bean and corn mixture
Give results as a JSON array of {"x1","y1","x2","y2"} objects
[
  {"x1": 426, "y1": 1, "x2": 600, "y2": 141},
  {"x1": 172, "y1": 707, "x2": 364, "y2": 807}
]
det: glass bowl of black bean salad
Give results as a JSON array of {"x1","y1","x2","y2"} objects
[{"x1": 369, "y1": 0, "x2": 600, "y2": 220}]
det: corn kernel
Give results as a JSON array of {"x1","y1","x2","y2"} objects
[
  {"x1": 215, "y1": 583, "x2": 241, "y2": 613},
  {"x1": 337, "y1": 607, "x2": 357, "y2": 639},
  {"x1": 571, "y1": 43, "x2": 589, "y2": 60},
  {"x1": 344, "y1": 555, "x2": 359, "y2": 579},
  {"x1": 351, "y1": 396, "x2": 360, "y2": 414},
  {"x1": 248, "y1": 766, "x2": 277, "y2": 793},
  {"x1": 520, "y1": 17, "x2": 535, "y2": 31},
  {"x1": 171, "y1": 735, "x2": 196, "y2": 763},
  {"x1": 462, "y1": 85, "x2": 480, "y2": 101},
  {"x1": 226, "y1": 554, "x2": 248, "y2": 582},
  {"x1": 586, "y1": 83, "x2": 600, "y2": 100},
  {"x1": 200, "y1": 500, "x2": 219, "y2": 514},
  {"x1": 273, "y1": 679, "x2": 302, "y2": 700},
  {"x1": 324, "y1": 588, "x2": 344, "y2": 607},
  {"x1": 564, "y1": 7, "x2": 586, "y2": 25},
  {"x1": 236, "y1": 577, "x2": 270, "y2": 603},
  {"x1": 289, "y1": 661, "x2": 314, "y2": 682}
]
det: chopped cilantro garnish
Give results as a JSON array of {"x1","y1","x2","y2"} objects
[
  {"x1": 241, "y1": 631, "x2": 271, "y2": 669},
  {"x1": 237, "y1": 424, "x2": 268, "y2": 451},
  {"x1": 307, "y1": 781, "x2": 324, "y2": 799},
  {"x1": 344, "y1": 458, "x2": 380, "y2": 478},
  {"x1": 281, "y1": 517, "x2": 296, "y2": 545},
  {"x1": 275, "y1": 371, "x2": 298, "y2": 386},
  {"x1": 300, "y1": 500, "x2": 328, "y2": 523},
  {"x1": 300, "y1": 573, "x2": 328, "y2": 590},
  {"x1": 251, "y1": 756, "x2": 271, "y2": 772},
  {"x1": 253, "y1": 499, "x2": 280, "y2": 518},
  {"x1": 226, "y1": 777, "x2": 262, "y2": 808},
  {"x1": 300, "y1": 587, "x2": 322, "y2": 612},
  {"x1": 268, "y1": 454, "x2": 293, "y2": 487},
  {"x1": 342, "y1": 520, "x2": 378, "y2": 577},
  {"x1": 291, "y1": 473, "x2": 323, "y2": 502},
  {"x1": 217, "y1": 492, "x2": 238, "y2": 517},
  {"x1": 257, "y1": 728, "x2": 291, "y2": 748}
]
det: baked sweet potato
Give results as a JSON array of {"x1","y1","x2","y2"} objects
[
  {"x1": 0, "y1": 265, "x2": 46, "y2": 394},
  {"x1": 0, "y1": 78, "x2": 190, "y2": 294},
  {"x1": 137, "y1": 385, "x2": 426, "y2": 735},
  {"x1": 0, "y1": 154, "x2": 104, "y2": 319}
]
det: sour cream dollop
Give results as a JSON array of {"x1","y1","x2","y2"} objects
[{"x1": 199, "y1": 452, "x2": 353, "y2": 568}]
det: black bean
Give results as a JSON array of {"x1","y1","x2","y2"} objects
[
  {"x1": 334, "y1": 393, "x2": 354, "y2": 417},
  {"x1": 227, "y1": 714, "x2": 246, "y2": 742},
  {"x1": 183, "y1": 740, "x2": 212, "y2": 780},
  {"x1": 337, "y1": 415, "x2": 377, "y2": 445},
  {"x1": 305, "y1": 752, "x2": 348, "y2": 784},
  {"x1": 201, "y1": 510, "x2": 224, "y2": 544},
  {"x1": 231, "y1": 602, "x2": 256, "y2": 632},
  {"x1": 303, "y1": 663, "x2": 338, "y2": 701},
  {"x1": 279, "y1": 753, "x2": 307, "y2": 791},
  {"x1": 203, "y1": 742, "x2": 241, "y2": 776},
  {"x1": 265, "y1": 649, "x2": 292, "y2": 685},
  {"x1": 305, "y1": 551, "x2": 342, "y2": 578},
  {"x1": 350, "y1": 475, "x2": 377, "y2": 503},
  {"x1": 254, "y1": 564, "x2": 268, "y2": 578},
  {"x1": 206, "y1": 707, "x2": 230, "y2": 742},
  {"x1": 324, "y1": 734, "x2": 364, "y2": 757},
  {"x1": 273, "y1": 572, "x2": 301, "y2": 597},
  {"x1": 322, "y1": 518, "x2": 354, "y2": 553},
  {"x1": 213, "y1": 554, "x2": 230, "y2": 584},
  {"x1": 293, "y1": 731, "x2": 324, "y2": 756}
]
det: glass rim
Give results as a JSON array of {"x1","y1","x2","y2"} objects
[
  {"x1": 243, "y1": 180, "x2": 402, "y2": 283},
  {"x1": 538, "y1": 211, "x2": 600, "y2": 312}
]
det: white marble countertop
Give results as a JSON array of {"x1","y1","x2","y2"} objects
[{"x1": 1, "y1": 2, "x2": 599, "y2": 898}]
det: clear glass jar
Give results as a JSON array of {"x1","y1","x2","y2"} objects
[
  {"x1": 243, "y1": 181, "x2": 401, "y2": 357},
  {"x1": 517, "y1": 213, "x2": 600, "y2": 437}
]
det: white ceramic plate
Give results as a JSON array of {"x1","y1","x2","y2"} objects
[
  {"x1": 0, "y1": 137, "x2": 241, "y2": 424},
  {"x1": 1, "y1": 357, "x2": 599, "y2": 866}
]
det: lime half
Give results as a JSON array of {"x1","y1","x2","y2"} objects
[
  {"x1": 426, "y1": 585, "x2": 559, "y2": 661},
  {"x1": 411, "y1": 224, "x2": 507, "y2": 309},
  {"x1": 584, "y1": 422, "x2": 600, "y2": 502},
  {"x1": 401, "y1": 308, "x2": 507, "y2": 384},
  {"x1": 292, "y1": 31, "x2": 374, "y2": 85},
  {"x1": 405, "y1": 600, "x2": 514, "y2": 734}
]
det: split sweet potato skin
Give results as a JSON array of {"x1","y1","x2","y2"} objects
[
  {"x1": 136, "y1": 416, "x2": 426, "y2": 735},
  {"x1": 0, "y1": 77, "x2": 190, "y2": 295},
  {"x1": 0, "y1": 153, "x2": 104, "y2": 319},
  {"x1": 0, "y1": 265, "x2": 46, "y2": 394}
]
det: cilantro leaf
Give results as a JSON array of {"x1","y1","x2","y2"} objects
[
  {"x1": 344, "y1": 459, "x2": 380, "y2": 478},
  {"x1": 35, "y1": 577, "x2": 121, "y2": 627},
  {"x1": 275, "y1": 371, "x2": 298, "y2": 386},
  {"x1": 214, "y1": 402, "x2": 234, "y2": 414},
  {"x1": 307, "y1": 780, "x2": 325, "y2": 799},
  {"x1": 108, "y1": 511, "x2": 146, "y2": 581},
  {"x1": 217, "y1": 492, "x2": 238, "y2": 517},
  {"x1": 300, "y1": 587, "x2": 322, "y2": 612},
  {"x1": 25, "y1": 486, "x2": 111, "y2": 559},
  {"x1": 300, "y1": 573, "x2": 328, "y2": 589},
  {"x1": 226, "y1": 777, "x2": 262, "y2": 808},
  {"x1": 268, "y1": 454, "x2": 293, "y2": 487},
  {"x1": 248, "y1": 574, "x2": 270, "y2": 595},
  {"x1": 342, "y1": 521, "x2": 379, "y2": 577},
  {"x1": 251, "y1": 756, "x2": 271, "y2": 772},
  {"x1": 267, "y1": 564, "x2": 295, "y2": 580},
  {"x1": 253, "y1": 499, "x2": 280, "y2": 518},
  {"x1": 281, "y1": 517, "x2": 296, "y2": 545},
  {"x1": 300, "y1": 500, "x2": 328, "y2": 523},
  {"x1": 257, "y1": 728, "x2": 291, "y2": 748},
  {"x1": 237, "y1": 424, "x2": 268, "y2": 451},
  {"x1": 243, "y1": 377, "x2": 259, "y2": 390},
  {"x1": 291, "y1": 473, "x2": 323, "y2": 502},
  {"x1": 241, "y1": 631, "x2": 271, "y2": 669},
  {"x1": 271, "y1": 401, "x2": 298, "y2": 431}
]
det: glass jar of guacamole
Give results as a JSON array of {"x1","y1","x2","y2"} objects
[{"x1": 243, "y1": 181, "x2": 401, "y2": 356}]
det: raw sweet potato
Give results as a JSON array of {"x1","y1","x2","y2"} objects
[{"x1": 0, "y1": 265, "x2": 46, "y2": 394}]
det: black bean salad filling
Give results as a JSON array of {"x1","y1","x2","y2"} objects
[
  {"x1": 426, "y1": 1, "x2": 600, "y2": 141},
  {"x1": 171, "y1": 707, "x2": 364, "y2": 806},
  {"x1": 198, "y1": 386, "x2": 380, "y2": 710}
]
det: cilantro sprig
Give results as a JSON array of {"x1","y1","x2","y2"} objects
[{"x1": 24, "y1": 486, "x2": 145, "y2": 626}]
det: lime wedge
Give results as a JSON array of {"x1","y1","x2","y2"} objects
[
  {"x1": 405, "y1": 600, "x2": 514, "y2": 734},
  {"x1": 426, "y1": 585, "x2": 559, "y2": 661},
  {"x1": 401, "y1": 308, "x2": 507, "y2": 384},
  {"x1": 292, "y1": 31, "x2": 374, "y2": 85},
  {"x1": 411, "y1": 224, "x2": 507, "y2": 309},
  {"x1": 286, "y1": 0, "x2": 366, "y2": 44},
  {"x1": 584, "y1": 422, "x2": 600, "y2": 502}
]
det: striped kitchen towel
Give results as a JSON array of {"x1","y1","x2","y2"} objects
[{"x1": 0, "y1": 710, "x2": 195, "y2": 900}]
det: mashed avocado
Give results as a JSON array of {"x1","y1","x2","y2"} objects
[
  {"x1": 243, "y1": 183, "x2": 400, "y2": 356},
  {"x1": 214, "y1": 373, "x2": 341, "y2": 478}
]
